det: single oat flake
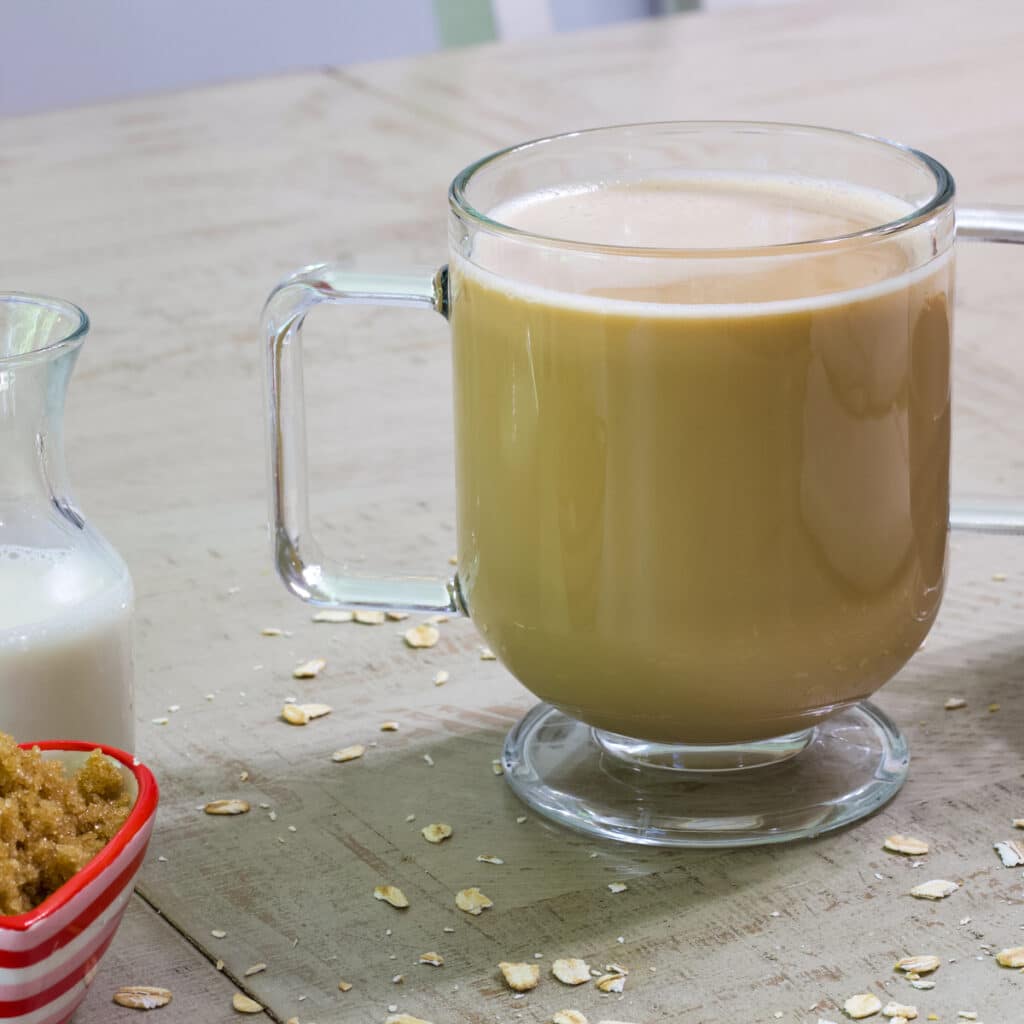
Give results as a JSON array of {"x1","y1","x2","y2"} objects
[
  {"x1": 455, "y1": 887, "x2": 493, "y2": 915},
  {"x1": 477, "y1": 854, "x2": 504, "y2": 865},
  {"x1": 380, "y1": 721, "x2": 400, "y2": 732},
  {"x1": 956, "y1": 1014, "x2": 978, "y2": 1022},
  {"x1": 491, "y1": 759, "x2": 504, "y2": 776},
  {"x1": 421, "y1": 823, "x2": 453, "y2": 844},
  {"x1": 895, "y1": 955, "x2": 940, "y2": 975},
  {"x1": 231, "y1": 992, "x2": 264, "y2": 1014},
  {"x1": 996, "y1": 946, "x2": 1024, "y2": 968},
  {"x1": 553, "y1": 1012, "x2": 588, "y2": 1024},
  {"x1": 299, "y1": 702, "x2": 332, "y2": 719},
  {"x1": 337, "y1": 979, "x2": 353, "y2": 991},
  {"x1": 1013, "y1": 818, "x2": 1024, "y2": 829},
  {"x1": 884, "y1": 835, "x2": 929, "y2": 856},
  {"x1": 353, "y1": 610, "x2": 386, "y2": 625},
  {"x1": 943, "y1": 697, "x2": 967, "y2": 710},
  {"x1": 204, "y1": 799, "x2": 250, "y2": 816},
  {"x1": 260, "y1": 627, "x2": 282, "y2": 637},
  {"x1": 385, "y1": 1016, "x2": 435, "y2": 1024},
  {"x1": 332, "y1": 744, "x2": 366, "y2": 763},
  {"x1": 994, "y1": 839, "x2": 1024, "y2": 867},
  {"x1": 433, "y1": 670, "x2": 450, "y2": 686},
  {"x1": 843, "y1": 993, "x2": 882, "y2": 1019},
  {"x1": 419, "y1": 952, "x2": 444, "y2": 967},
  {"x1": 243, "y1": 964, "x2": 266, "y2": 977},
  {"x1": 607, "y1": 882, "x2": 628, "y2": 894},
  {"x1": 374, "y1": 884, "x2": 410, "y2": 909},
  {"x1": 595, "y1": 973, "x2": 626, "y2": 993},
  {"x1": 112, "y1": 986, "x2": 173, "y2": 1010},
  {"x1": 909, "y1": 980, "x2": 935, "y2": 991},
  {"x1": 313, "y1": 609, "x2": 354, "y2": 623},
  {"x1": 387, "y1": 611, "x2": 409, "y2": 621},
  {"x1": 882, "y1": 1003, "x2": 918, "y2": 1019},
  {"x1": 292, "y1": 658, "x2": 326, "y2": 679},
  {"x1": 909, "y1": 879, "x2": 958, "y2": 900},
  {"x1": 404, "y1": 624, "x2": 440, "y2": 649},
  {"x1": 552, "y1": 958, "x2": 592, "y2": 985},
  {"x1": 281, "y1": 704, "x2": 310, "y2": 726},
  {"x1": 480, "y1": 646, "x2": 497, "y2": 660},
  {"x1": 499, "y1": 961, "x2": 540, "y2": 991}
]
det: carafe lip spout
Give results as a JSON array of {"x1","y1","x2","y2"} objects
[{"x1": 0, "y1": 292, "x2": 89, "y2": 368}]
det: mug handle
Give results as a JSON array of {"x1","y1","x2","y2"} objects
[
  {"x1": 263, "y1": 209, "x2": 1024, "y2": 611},
  {"x1": 951, "y1": 205, "x2": 1024, "y2": 534},
  {"x1": 262, "y1": 262, "x2": 460, "y2": 613}
]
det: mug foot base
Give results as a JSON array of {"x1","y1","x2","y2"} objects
[{"x1": 501, "y1": 701, "x2": 908, "y2": 848}]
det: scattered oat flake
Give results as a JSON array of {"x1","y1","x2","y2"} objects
[
  {"x1": 112, "y1": 986, "x2": 173, "y2": 1010},
  {"x1": 282, "y1": 704, "x2": 310, "y2": 725},
  {"x1": 479, "y1": 646, "x2": 497, "y2": 660},
  {"x1": 553, "y1": 1012, "x2": 588, "y2": 1024},
  {"x1": 421, "y1": 823, "x2": 453, "y2": 844},
  {"x1": 957, "y1": 1014, "x2": 977, "y2": 1021},
  {"x1": 516, "y1": 815, "x2": 528, "y2": 824},
  {"x1": 354, "y1": 610, "x2": 386, "y2": 625},
  {"x1": 261, "y1": 627, "x2": 282, "y2": 636},
  {"x1": 313, "y1": 609, "x2": 353, "y2": 623},
  {"x1": 292, "y1": 658, "x2": 326, "y2": 679},
  {"x1": 884, "y1": 835, "x2": 929, "y2": 856},
  {"x1": 994, "y1": 839, "x2": 1024, "y2": 867},
  {"x1": 387, "y1": 611, "x2": 410, "y2": 621},
  {"x1": 392, "y1": 974, "x2": 403, "y2": 984},
  {"x1": 944, "y1": 697, "x2": 966, "y2": 710},
  {"x1": 300, "y1": 702, "x2": 332, "y2": 719},
  {"x1": 244, "y1": 964, "x2": 266, "y2": 977},
  {"x1": 332, "y1": 744, "x2": 365, "y2": 763},
  {"x1": 211, "y1": 929, "x2": 227, "y2": 939},
  {"x1": 499, "y1": 961, "x2": 540, "y2": 992},
  {"x1": 910, "y1": 980, "x2": 935, "y2": 990},
  {"x1": 843, "y1": 993, "x2": 882, "y2": 1018},
  {"x1": 477, "y1": 854, "x2": 504, "y2": 865},
  {"x1": 992, "y1": 573, "x2": 1008, "y2": 581},
  {"x1": 882, "y1": 1003, "x2": 917, "y2": 1019},
  {"x1": 433, "y1": 670, "x2": 450, "y2": 686},
  {"x1": 988, "y1": 702, "x2": 1001, "y2": 712},
  {"x1": 374, "y1": 885, "x2": 410, "y2": 908},
  {"x1": 204, "y1": 799, "x2": 250, "y2": 816},
  {"x1": 1014, "y1": 818, "x2": 1024, "y2": 829},
  {"x1": 996, "y1": 946, "x2": 1024, "y2": 967},
  {"x1": 910, "y1": 879, "x2": 958, "y2": 899},
  {"x1": 419, "y1": 952, "x2": 444, "y2": 967},
  {"x1": 337, "y1": 979, "x2": 353, "y2": 991},
  {"x1": 215, "y1": 960, "x2": 224, "y2": 971},
  {"x1": 491, "y1": 759, "x2": 504, "y2": 775},
  {"x1": 385, "y1": 1016, "x2": 434, "y2": 1024},
  {"x1": 455, "y1": 887, "x2": 492, "y2": 915},
  {"x1": 405, "y1": 624, "x2": 440, "y2": 649},
  {"x1": 895, "y1": 955, "x2": 940, "y2": 975},
  {"x1": 238, "y1": 770, "x2": 249, "y2": 782},
  {"x1": 380, "y1": 720, "x2": 400, "y2": 731},
  {"x1": 552, "y1": 958, "x2": 592, "y2": 986},
  {"x1": 595, "y1": 973, "x2": 626, "y2": 993},
  {"x1": 231, "y1": 993, "x2": 263, "y2": 1014},
  {"x1": 423, "y1": 753, "x2": 434, "y2": 766},
  {"x1": 151, "y1": 717, "x2": 169, "y2": 726},
  {"x1": 608, "y1": 882, "x2": 628, "y2": 894}
]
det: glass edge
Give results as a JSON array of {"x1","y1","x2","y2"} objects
[
  {"x1": 447, "y1": 120, "x2": 957, "y2": 259},
  {"x1": 0, "y1": 291, "x2": 90, "y2": 367}
]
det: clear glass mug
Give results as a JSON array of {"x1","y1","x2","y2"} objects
[{"x1": 262, "y1": 122, "x2": 1023, "y2": 847}]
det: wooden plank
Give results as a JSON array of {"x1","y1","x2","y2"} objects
[{"x1": 76, "y1": 895, "x2": 243, "y2": 1023}]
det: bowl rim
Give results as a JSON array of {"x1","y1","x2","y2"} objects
[{"x1": 0, "y1": 741, "x2": 159, "y2": 932}]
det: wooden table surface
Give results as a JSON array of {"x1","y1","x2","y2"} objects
[{"x1": 4, "y1": 0, "x2": 1024, "y2": 1021}]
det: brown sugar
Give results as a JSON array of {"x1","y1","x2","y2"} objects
[{"x1": 0, "y1": 733, "x2": 132, "y2": 916}]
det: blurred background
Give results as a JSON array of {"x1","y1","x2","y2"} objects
[{"x1": 0, "y1": 0, "x2": 787, "y2": 117}]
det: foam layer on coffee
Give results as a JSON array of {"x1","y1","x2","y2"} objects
[{"x1": 463, "y1": 175, "x2": 945, "y2": 312}]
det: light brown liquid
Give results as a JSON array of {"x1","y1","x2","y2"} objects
[{"x1": 451, "y1": 178, "x2": 951, "y2": 744}]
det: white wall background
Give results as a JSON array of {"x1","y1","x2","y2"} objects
[{"x1": 0, "y1": 0, "x2": 694, "y2": 117}]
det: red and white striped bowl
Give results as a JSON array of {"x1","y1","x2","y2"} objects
[{"x1": 0, "y1": 742, "x2": 159, "y2": 1024}]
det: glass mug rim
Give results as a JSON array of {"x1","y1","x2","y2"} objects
[{"x1": 448, "y1": 120, "x2": 956, "y2": 259}]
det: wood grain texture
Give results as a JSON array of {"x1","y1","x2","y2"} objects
[{"x1": 1, "y1": 0, "x2": 1022, "y2": 1021}]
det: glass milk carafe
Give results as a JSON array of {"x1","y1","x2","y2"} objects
[{"x1": 0, "y1": 293, "x2": 134, "y2": 750}]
